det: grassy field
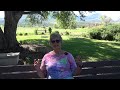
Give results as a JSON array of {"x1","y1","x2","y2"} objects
[{"x1": 16, "y1": 27, "x2": 120, "y2": 62}]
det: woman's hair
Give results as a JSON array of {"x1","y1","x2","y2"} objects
[{"x1": 50, "y1": 31, "x2": 62, "y2": 42}]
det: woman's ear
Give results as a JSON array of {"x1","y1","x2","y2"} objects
[
  {"x1": 60, "y1": 39, "x2": 62, "y2": 44},
  {"x1": 49, "y1": 41, "x2": 51, "y2": 46},
  {"x1": 49, "y1": 42, "x2": 53, "y2": 48}
]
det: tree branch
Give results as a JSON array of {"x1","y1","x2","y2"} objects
[{"x1": 23, "y1": 11, "x2": 42, "y2": 14}]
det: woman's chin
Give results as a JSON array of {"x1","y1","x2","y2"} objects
[{"x1": 53, "y1": 47, "x2": 60, "y2": 50}]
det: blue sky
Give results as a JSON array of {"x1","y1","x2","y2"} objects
[{"x1": 1, "y1": 11, "x2": 120, "y2": 21}]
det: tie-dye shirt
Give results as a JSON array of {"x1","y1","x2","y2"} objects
[{"x1": 40, "y1": 51, "x2": 77, "y2": 79}]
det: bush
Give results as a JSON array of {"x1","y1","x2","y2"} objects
[
  {"x1": 81, "y1": 26, "x2": 85, "y2": 28},
  {"x1": 105, "y1": 33, "x2": 114, "y2": 41},
  {"x1": 54, "y1": 31, "x2": 59, "y2": 34},
  {"x1": 41, "y1": 32, "x2": 45, "y2": 35},
  {"x1": 19, "y1": 41, "x2": 23, "y2": 44},
  {"x1": 89, "y1": 29, "x2": 102, "y2": 40},
  {"x1": 54, "y1": 24, "x2": 59, "y2": 29},
  {"x1": 48, "y1": 27, "x2": 52, "y2": 34},
  {"x1": 34, "y1": 30, "x2": 38, "y2": 35},
  {"x1": 65, "y1": 31, "x2": 69, "y2": 35},
  {"x1": 19, "y1": 33, "x2": 23, "y2": 36},
  {"x1": 88, "y1": 24, "x2": 120, "y2": 41},
  {"x1": 105, "y1": 24, "x2": 120, "y2": 34},
  {"x1": 25, "y1": 57, "x2": 32, "y2": 64},
  {"x1": 101, "y1": 31, "x2": 114, "y2": 41},
  {"x1": 80, "y1": 33, "x2": 89, "y2": 38},
  {"x1": 114, "y1": 33, "x2": 120, "y2": 41},
  {"x1": 24, "y1": 33, "x2": 28, "y2": 36}
]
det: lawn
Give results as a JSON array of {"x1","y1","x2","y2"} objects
[
  {"x1": 17, "y1": 33, "x2": 120, "y2": 62},
  {"x1": 62, "y1": 37, "x2": 120, "y2": 62}
]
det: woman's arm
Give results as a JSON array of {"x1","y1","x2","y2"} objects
[
  {"x1": 73, "y1": 61, "x2": 83, "y2": 76},
  {"x1": 67, "y1": 53, "x2": 83, "y2": 76},
  {"x1": 36, "y1": 69, "x2": 46, "y2": 78},
  {"x1": 34, "y1": 59, "x2": 46, "y2": 78},
  {"x1": 73, "y1": 55, "x2": 83, "y2": 76}
]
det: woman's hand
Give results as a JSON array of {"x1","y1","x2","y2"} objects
[
  {"x1": 34, "y1": 59, "x2": 41, "y2": 70},
  {"x1": 74, "y1": 55, "x2": 83, "y2": 76},
  {"x1": 34, "y1": 59, "x2": 46, "y2": 78},
  {"x1": 76, "y1": 55, "x2": 83, "y2": 67}
]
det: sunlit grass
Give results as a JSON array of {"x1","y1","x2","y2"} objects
[
  {"x1": 17, "y1": 35, "x2": 49, "y2": 41},
  {"x1": 62, "y1": 37, "x2": 120, "y2": 62},
  {"x1": 16, "y1": 26, "x2": 120, "y2": 62}
]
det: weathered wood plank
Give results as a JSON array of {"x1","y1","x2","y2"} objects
[
  {"x1": 74, "y1": 73, "x2": 120, "y2": 79},
  {"x1": 0, "y1": 65, "x2": 35, "y2": 73},
  {"x1": 80, "y1": 66, "x2": 120, "y2": 75},
  {"x1": 82, "y1": 60, "x2": 120, "y2": 67},
  {"x1": 0, "y1": 71, "x2": 39, "y2": 79}
]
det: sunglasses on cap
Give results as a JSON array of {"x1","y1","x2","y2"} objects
[{"x1": 51, "y1": 40, "x2": 61, "y2": 43}]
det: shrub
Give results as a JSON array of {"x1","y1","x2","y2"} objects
[
  {"x1": 105, "y1": 33, "x2": 114, "y2": 41},
  {"x1": 25, "y1": 57, "x2": 32, "y2": 64},
  {"x1": 88, "y1": 24, "x2": 120, "y2": 41},
  {"x1": 65, "y1": 31, "x2": 69, "y2": 35},
  {"x1": 105, "y1": 24, "x2": 120, "y2": 34},
  {"x1": 19, "y1": 41, "x2": 23, "y2": 44},
  {"x1": 54, "y1": 24, "x2": 59, "y2": 29},
  {"x1": 41, "y1": 32, "x2": 45, "y2": 35},
  {"x1": 89, "y1": 29, "x2": 102, "y2": 40},
  {"x1": 34, "y1": 30, "x2": 38, "y2": 35},
  {"x1": 101, "y1": 30, "x2": 114, "y2": 41},
  {"x1": 80, "y1": 33, "x2": 88, "y2": 38},
  {"x1": 114, "y1": 33, "x2": 120, "y2": 41},
  {"x1": 24, "y1": 33, "x2": 28, "y2": 36},
  {"x1": 48, "y1": 27, "x2": 52, "y2": 34},
  {"x1": 81, "y1": 26, "x2": 85, "y2": 28},
  {"x1": 54, "y1": 31, "x2": 59, "y2": 34},
  {"x1": 19, "y1": 33, "x2": 23, "y2": 36}
]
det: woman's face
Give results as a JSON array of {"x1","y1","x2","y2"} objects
[{"x1": 50, "y1": 37, "x2": 62, "y2": 50}]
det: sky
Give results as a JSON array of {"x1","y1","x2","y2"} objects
[
  {"x1": 0, "y1": 11, "x2": 4, "y2": 18},
  {"x1": 1, "y1": 11, "x2": 120, "y2": 21},
  {"x1": 74, "y1": 11, "x2": 120, "y2": 21}
]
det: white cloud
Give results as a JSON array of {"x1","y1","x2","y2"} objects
[
  {"x1": 74, "y1": 11, "x2": 120, "y2": 21},
  {"x1": 0, "y1": 11, "x2": 4, "y2": 18},
  {"x1": 74, "y1": 11, "x2": 94, "y2": 16},
  {"x1": 96, "y1": 11, "x2": 120, "y2": 20},
  {"x1": 1, "y1": 11, "x2": 120, "y2": 21}
]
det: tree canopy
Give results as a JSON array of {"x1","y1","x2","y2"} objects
[
  {"x1": 0, "y1": 11, "x2": 93, "y2": 51},
  {"x1": 25, "y1": 11, "x2": 90, "y2": 29},
  {"x1": 100, "y1": 15, "x2": 112, "y2": 26}
]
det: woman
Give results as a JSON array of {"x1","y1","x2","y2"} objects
[{"x1": 34, "y1": 31, "x2": 82, "y2": 79}]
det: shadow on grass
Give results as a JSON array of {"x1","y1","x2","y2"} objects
[
  {"x1": 62, "y1": 38, "x2": 120, "y2": 62},
  {"x1": 20, "y1": 38, "x2": 120, "y2": 62},
  {"x1": 20, "y1": 39, "x2": 49, "y2": 46}
]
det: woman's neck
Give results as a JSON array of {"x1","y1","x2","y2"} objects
[{"x1": 53, "y1": 49, "x2": 63, "y2": 55}]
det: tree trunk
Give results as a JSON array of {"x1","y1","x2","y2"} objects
[
  {"x1": 3, "y1": 11, "x2": 23, "y2": 51},
  {"x1": 0, "y1": 27, "x2": 7, "y2": 51}
]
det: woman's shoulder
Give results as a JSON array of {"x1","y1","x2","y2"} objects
[
  {"x1": 63, "y1": 51, "x2": 72, "y2": 56},
  {"x1": 43, "y1": 51, "x2": 53, "y2": 57}
]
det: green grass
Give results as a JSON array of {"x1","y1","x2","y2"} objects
[
  {"x1": 17, "y1": 34, "x2": 120, "y2": 62},
  {"x1": 62, "y1": 38, "x2": 120, "y2": 62},
  {"x1": 17, "y1": 35, "x2": 48, "y2": 41},
  {"x1": 16, "y1": 26, "x2": 120, "y2": 62},
  {"x1": 17, "y1": 27, "x2": 44, "y2": 35},
  {"x1": 16, "y1": 27, "x2": 91, "y2": 36}
]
